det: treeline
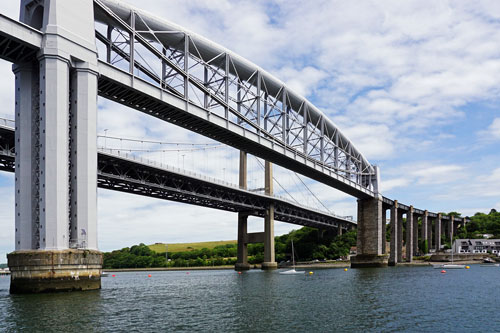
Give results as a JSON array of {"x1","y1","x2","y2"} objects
[
  {"x1": 103, "y1": 227, "x2": 356, "y2": 269},
  {"x1": 456, "y1": 209, "x2": 500, "y2": 239}
]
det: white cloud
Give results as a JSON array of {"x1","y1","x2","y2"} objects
[
  {"x1": 272, "y1": 66, "x2": 328, "y2": 98},
  {"x1": 1, "y1": 0, "x2": 500, "y2": 259},
  {"x1": 478, "y1": 117, "x2": 500, "y2": 142},
  {"x1": 410, "y1": 164, "x2": 465, "y2": 185},
  {"x1": 380, "y1": 177, "x2": 411, "y2": 192}
]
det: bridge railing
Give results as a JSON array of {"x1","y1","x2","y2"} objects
[
  {"x1": 97, "y1": 146, "x2": 353, "y2": 223},
  {"x1": 0, "y1": 117, "x2": 15, "y2": 129}
]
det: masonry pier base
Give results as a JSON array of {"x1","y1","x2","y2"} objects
[
  {"x1": 7, "y1": 250, "x2": 103, "y2": 294},
  {"x1": 351, "y1": 197, "x2": 388, "y2": 268},
  {"x1": 351, "y1": 254, "x2": 388, "y2": 268}
]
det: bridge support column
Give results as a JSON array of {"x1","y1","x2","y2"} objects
[
  {"x1": 381, "y1": 205, "x2": 390, "y2": 255},
  {"x1": 351, "y1": 196, "x2": 388, "y2": 268},
  {"x1": 435, "y1": 214, "x2": 442, "y2": 252},
  {"x1": 421, "y1": 211, "x2": 428, "y2": 254},
  {"x1": 235, "y1": 151, "x2": 251, "y2": 271},
  {"x1": 262, "y1": 161, "x2": 277, "y2": 270},
  {"x1": 406, "y1": 206, "x2": 414, "y2": 262},
  {"x1": 235, "y1": 213, "x2": 251, "y2": 271},
  {"x1": 13, "y1": 63, "x2": 36, "y2": 251},
  {"x1": 413, "y1": 212, "x2": 419, "y2": 256},
  {"x1": 427, "y1": 215, "x2": 433, "y2": 251},
  {"x1": 397, "y1": 210, "x2": 404, "y2": 263},
  {"x1": 8, "y1": 0, "x2": 102, "y2": 293},
  {"x1": 389, "y1": 201, "x2": 398, "y2": 266}
]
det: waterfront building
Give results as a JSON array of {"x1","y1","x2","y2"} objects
[{"x1": 454, "y1": 239, "x2": 500, "y2": 254}]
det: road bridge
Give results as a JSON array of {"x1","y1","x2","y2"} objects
[
  {"x1": 0, "y1": 1, "x2": 469, "y2": 293},
  {"x1": 0, "y1": 123, "x2": 354, "y2": 231}
]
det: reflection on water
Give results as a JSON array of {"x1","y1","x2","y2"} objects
[{"x1": 0, "y1": 266, "x2": 499, "y2": 331}]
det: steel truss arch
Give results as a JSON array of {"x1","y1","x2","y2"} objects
[{"x1": 93, "y1": 0, "x2": 378, "y2": 197}]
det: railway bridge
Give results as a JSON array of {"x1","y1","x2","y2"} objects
[{"x1": 0, "y1": 0, "x2": 468, "y2": 293}]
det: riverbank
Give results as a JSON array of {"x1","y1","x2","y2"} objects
[{"x1": 103, "y1": 259, "x2": 492, "y2": 272}]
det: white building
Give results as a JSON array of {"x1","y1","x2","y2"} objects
[{"x1": 454, "y1": 239, "x2": 500, "y2": 254}]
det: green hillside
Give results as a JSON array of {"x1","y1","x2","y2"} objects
[{"x1": 148, "y1": 240, "x2": 237, "y2": 253}]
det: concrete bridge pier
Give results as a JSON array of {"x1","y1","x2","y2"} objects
[
  {"x1": 413, "y1": 210, "x2": 419, "y2": 256},
  {"x1": 435, "y1": 214, "x2": 442, "y2": 251},
  {"x1": 261, "y1": 161, "x2": 277, "y2": 270},
  {"x1": 427, "y1": 214, "x2": 433, "y2": 251},
  {"x1": 235, "y1": 151, "x2": 251, "y2": 271},
  {"x1": 406, "y1": 206, "x2": 414, "y2": 262},
  {"x1": 235, "y1": 153, "x2": 277, "y2": 270},
  {"x1": 421, "y1": 211, "x2": 429, "y2": 253},
  {"x1": 8, "y1": 0, "x2": 102, "y2": 293},
  {"x1": 388, "y1": 200, "x2": 399, "y2": 266},
  {"x1": 382, "y1": 204, "x2": 392, "y2": 255},
  {"x1": 397, "y1": 210, "x2": 404, "y2": 263},
  {"x1": 351, "y1": 196, "x2": 388, "y2": 268}
]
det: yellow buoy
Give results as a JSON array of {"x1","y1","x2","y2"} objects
[
  {"x1": 465, "y1": 266, "x2": 470, "y2": 269},
  {"x1": 344, "y1": 268, "x2": 348, "y2": 272},
  {"x1": 309, "y1": 271, "x2": 314, "y2": 275}
]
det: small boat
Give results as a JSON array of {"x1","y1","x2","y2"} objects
[
  {"x1": 433, "y1": 231, "x2": 465, "y2": 269},
  {"x1": 432, "y1": 264, "x2": 466, "y2": 269},
  {"x1": 483, "y1": 257, "x2": 496, "y2": 264},
  {"x1": 480, "y1": 263, "x2": 500, "y2": 267},
  {"x1": 101, "y1": 272, "x2": 109, "y2": 277},
  {"x1": 280, "y1": 240, "x2": 304, "y2": 275}
]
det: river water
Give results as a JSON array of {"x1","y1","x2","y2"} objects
[{"x1": 0, "y1": 265, "x2": 499, "y2": 332}]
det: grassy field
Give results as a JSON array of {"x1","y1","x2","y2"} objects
[{"x1": 148, "y1": 240, "x2": 237, "y2": 253}]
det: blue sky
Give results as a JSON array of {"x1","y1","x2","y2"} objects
[{"x1": 1, "y1": 0, "x2": 500, "y2": 262}]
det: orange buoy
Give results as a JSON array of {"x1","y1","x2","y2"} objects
[
  {"x1": 441, "y1": 270, "x2": 446, "y2": 273},
  {"x1": 148, "y1": 274, "x2": 152, "y2": 278},
  {"x1": 238, "y1": 271, "x2": 242, "y2": 274},
  {"x1": 465, "y1": 266, "x2": 470, "y2": 269},
  {"x1": 344, "y1": 268, "x2": 348, "y2": 272},
  {"x1": 112, "y1": 274, "x2": 116, "y2": 277}
]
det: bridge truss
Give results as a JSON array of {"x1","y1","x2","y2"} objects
[
  {"x1": 93, "y1": 0, "x2": 378, "y2": 198},
  {"x1": 0, "y1": 125, "x2": 353, "y2": 230}
]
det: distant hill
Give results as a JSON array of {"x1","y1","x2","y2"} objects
[{"x1": 148, "y1": 240, "x2": 237, "y2": 253}]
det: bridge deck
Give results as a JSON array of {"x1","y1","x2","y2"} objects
[
  {"x1": 0, "y1": 14, "x2": 41, "y2": 63},
  {"x1": 0, "y1": 125, "x2": 353, "y2": 230}
]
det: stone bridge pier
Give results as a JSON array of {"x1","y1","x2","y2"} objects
[
  {"x1": 7, "y1": 0, "x2": 102, "y2": 293},
  {"x1": 351, "y1": 196, "x2": 388, "y2": 267}
]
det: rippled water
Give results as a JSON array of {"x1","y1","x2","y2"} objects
[{"x1": 1, "y1": 265, "x2": 499, "y2": 332}]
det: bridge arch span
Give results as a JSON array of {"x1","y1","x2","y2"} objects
[{"x1": 94, "y1": 0, "x2": 378, "y2": 198}]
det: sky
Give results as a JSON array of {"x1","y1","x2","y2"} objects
[{"x1": 1, "y1": 0, "x2": 499, "y2": 262}]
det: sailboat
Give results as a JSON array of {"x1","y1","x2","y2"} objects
[
  {"x1": 433, "y1": 230, "x2": 465, "y2": 269},
  {"x1": 280, "y1": 240, "x2": 304, "y2": 275}
]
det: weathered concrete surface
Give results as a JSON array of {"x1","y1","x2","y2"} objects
[
  {"x1": 397, "y1": 210, "x2": 404, "y2": 263},
  {"x1": 261, "y1": 161, "x2": 277, "y2": 270},
  {"x1": 435, "y1": 214, "x2": 442, "y2": 251},
  {"x1": 389, "y1": 201, "x2": 398, "y2": 266},
  {"x1": 351, "y1": 197, "x2": 388, "y2": 268},
  {"x1": 351, "y1": 254, "x2": 388, "y2": 268},
  {"x1": 8, "y1": 249, "x2": 102, "y2": 293},
  {"x1": 406, "y1": 207, "x2": 414, "y2": 262}
]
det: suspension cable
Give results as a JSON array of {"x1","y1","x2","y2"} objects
[
  {"x1": 252, "y1": 156, "x2": 300, "y2": 205},
  {"x1": 98, "y1": 134, "x2": 221, "y2": 146},
  {"x1": 293, "y1": 172, "x2": 332, "y2": 214}
]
